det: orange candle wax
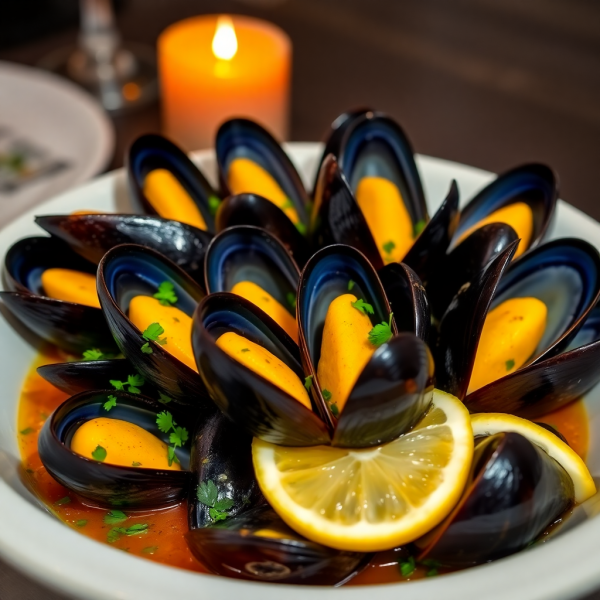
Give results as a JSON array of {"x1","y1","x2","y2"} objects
[{"x1": 159, "y1": 15, "x2": 291, "y2": 151}]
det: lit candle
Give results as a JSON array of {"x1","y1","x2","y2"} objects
[{"x1": 159, "y1": 14, "x2": 292, "y2": 151}]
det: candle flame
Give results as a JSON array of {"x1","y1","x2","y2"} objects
[{"x1": 212, "y1": 16, "x2": 238, "y2": 61}]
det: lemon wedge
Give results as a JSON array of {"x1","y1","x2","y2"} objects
[
  {"x1": 471, "y1": 413, "x2": 596, "y2": 504},
  {"x1": 252, "y1": 389, "x2": 473, "y2": 552}
]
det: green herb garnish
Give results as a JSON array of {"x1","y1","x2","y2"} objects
[
  {"x1": 413, "y1": 219, "x2": 426, "y2": 237},
  {"x1": 141, "y1": 322, "x2": 167, "y2": 354},
  {"x1": 104, "y1": 510, "x2": 128, "y2": 525},
  {"x1": 382, "y1": 240, "x2": 396, "y2": 255},
  {"x1": 304, "y1": 375, "x2": 314, "y2": 391},
  {"x1": 348, "y1": 280, "x2": 355, "y2": 291},
  {"x1": 54, "y1": 496, "x2": 71, "y2": 506},
  {"x1": 368, "y1": 313, "x2": 394, "y2": 347},
  {"x1": 132, "y1": 462, "x2": 142, "y2": 467},
  {"x1": 20, "y1": 427, "x2": 35, "y2": 435},
  {"x1": 92, "y1": 445, "x2": 107, "y2": 462},
  {"x1": 286, "y1": 292, "x2": 297, "y2": 310},
  {"x1": 110, "y1": 373, "x2": 145, "y2": 394},
  {"x1": 322, "y1": 389, "x2": 332, "y2": 401},
  {"x1": 208, "y1": 195, "x2": 221, "y2": 216},
  {"x1": 83, "y1": 348, "x2": 104, "y2": 360},
  {"x1": 156, "y1": 411, "x2": 188, "y2": 466},
  {"x1": 142, "y1": 546, "x2": 159, "y2": 555},
  {"x1": 153, "y1": 281, "x2": 178, "y2": 307},
  {"x1": 399, "y1": 556, "x2": 416, "y2": 577},
  {"x1": 158, "y1": 393, "x2": 172, "y2": 404},
  {"x1": 505, "y1": 359, "x2": 516, "y2": 371},
  {"x1": 107, "y1": 523, "x2": 148, "y2": 543},
  {"x1": 76, "y1": 520, "x2": 88, "y2": 528},
  {"x1": 321, "y1": 388, "x2": 339, "y2": 416},
  {"x1": 103, "y1": 395, "x2": 117, "y2": 411},
  {"x1": 351, "y1": 298, "x2": 374, "y2": 315},
  {"x1": 196, "y1": 479, "x2": 235, "y2": 522},
  {"x1": 241, "y1": 348, "x2": 250, "y2": 353},
  {"x1": 295, "y1": 222, "x2": 307, "y2": 236}
]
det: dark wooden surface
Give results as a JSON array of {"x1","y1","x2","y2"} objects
[{"x1": 1, "y1": 0, "x2": 600, "y2": 598}]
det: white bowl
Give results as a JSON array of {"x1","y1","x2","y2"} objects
[{"x1": 1, "y1": 144, "x2": 599, "y2": 600}]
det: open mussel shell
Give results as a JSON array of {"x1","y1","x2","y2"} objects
[
  {"x1": 97, "y1": 244, "x2": 215, "y2": 416},
  {"x1": 38, "y1": 390, "x2": 192, "y2": 507},
  {"x1": 465, "y1": 304, "x2": 600, "y2": 418},
  {"x1": 192, "y1": 292, "x2": 330, "y2": 446},
  {"x1": 35, "y1": 214, "x2": 213, "y2": 284},
  {"x1": 188, "y1": 411, "x2": 264, "y2": 529},
  {"x1": 204, "y1": 225, "x2": 300, "y2": 311},
  {"x1": 427, "y1": 222, "x2": 519, "y2": 321},
  {"x1": 452, "y1": 163, "x2": 558, "y2": 257},
  {"x1": 216, "y1": 118, "x2": 310, "y2": 231},
  {"x1": 215, "y1": 193, "x2": 310, "y2": 267},
  {"x1": 1, "y1": 236, "x2": 116, "y2": 354},
  {"x1": 126, "y1": 133, "x2": 219, "y2": 231},
  {"x1": 186, "y1": 505, "x2": 368, "y2": 585},
  {"x1": 298, "y1": 244, "x2": 432, "y2": 446},
  {"x1": 417, "y1": 432, "x2": 574, "y2": 567}
]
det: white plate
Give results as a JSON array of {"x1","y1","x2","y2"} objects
[
  {"x1": 0, "y1": 61, "x2": 114, "y2": 227},
  {"x1": 0, "y1": 144, "x2": 599, "y2": 600}
]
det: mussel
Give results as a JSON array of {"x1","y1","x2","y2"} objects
[
  {"x1": 127, "y1": 133, "x2": 220, "y2": 231},
  {"x1": 216, "y1": 118, "x2": 311, "y2": 236},
  {"x1": 38, "y1": 390, "x2": 192, "y2": 507},
  {"x1": 417, "y1": 431, "x2": 574, "y2": 567},
  {"x1": 35, "y1": 213, "x2": 213, "y2": 285},
  {"x1": 1, "y1": 236, "x2": 117, "y2": 354},
  {"x1": 186, "y1": 505, "x2": 368, "y2": 585},
  {"x1": 97, "y1": 243, "x2": 216, "y2": 417}
]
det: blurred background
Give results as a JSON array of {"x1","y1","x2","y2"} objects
[{"x1": 1, "y1": 0, "x2": 599, "y2": 214}]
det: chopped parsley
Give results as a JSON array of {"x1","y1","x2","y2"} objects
[
  {"x1": 107, "y1": 523, "x2": 148, "y2": 543},
  {"x1": 132, "y1": 461, "x2": 142, "y2": 467},
  {"x1": 420, "y1": 558, "x2": 441, "y2": 577},
  {"x1": 382, "y1": 240, "x2": 396, "y2": 256},
  {"x1": 156, "y1": 411, "x2": 188, "y2": 466},
  {"x1": 20, "y1": 427, "x2": 35, "y2": 435},
  {"x1": 241, "y1": 348, "x2": 250, "y2": 353},
  {"x1": 54, "y1": 496, "x2": 71, "y2": 506},
  {"x1": 351, "y1": 298, "x2": 374, "y2": 315},
  {"x1": 348, "y1": 279, "x2": 355, "y2": 291},
  {"x1": 208, "y1": 195, "x2": 221, "y2": 216},
  {"x1": 141, "y1": 322, "x2": 167, "y2": 354},
  {"x1": 368, "y1": 313, "x2": 394, "y2": 347},
  {"x1": 153, "y1": 281, "x2": 178, "y2": 307},
  {"x1": 322, "y1": 389, "x2": 339, "y2": 416},
  {"x1": 142, "y1": 546, "x2": 159, "y2": 555},
  {"x1": 304, "y1": 375, "x2": 314, "y2": 391},
  {"x1": 103, "y1": 395, "x2": 117, "y2": 411},
  {"x1": 399, "y1": 556, "x2": 416, "y2": 577},
  {"x1": 110, "y1": 373, "x2": 145, "y2": 394},
  {"x1": 196, "y1": 479, "x2": 235, "y2": 522},
  {"x1": 82, "y1": 348, "x2": 104, "y2": 360},
  {"x1": 92, "y1": 445, "x2": 107, "y2": 462},
  {"x1": 104, "y1": 510, "x2": 128, "y2": 525},
  {"x1": 158, "y1": 393, "x2": 172, "y2": 404},
  {"x1": 75, "y1": 520, "x2": 88, "y2": 528},
  {"x1": 413, "y1": 219, "x2": 426, "y2": 237},
  {"x1": 286, "y1": 292, "x2": 297, "y2": 310},
  {"x1": 505, "y1": 359, "x2": 516, "y2": 371},
  {"x1": 322, "y1": 389, "x2": 332, "y2": 401}
]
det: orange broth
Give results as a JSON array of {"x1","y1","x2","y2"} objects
[{"x1": 17, "y1": 349, "x2": 589, "y2": 585}]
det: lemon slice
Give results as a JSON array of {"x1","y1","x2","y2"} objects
[
  {"x1": 252, "y1": 389, "x2": 473, "y2": 552},
  {"x1": 471, "y1": 413, "x2": 596, "y2": 504}
]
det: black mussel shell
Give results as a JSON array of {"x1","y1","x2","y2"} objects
[
  {"x1": 216, "y1": 118, "x2": 310, "y2": 232},
  {"x1": 465, "y1": 304, "x2": 600, "y2": 418},
  {"x1": 403, "y1": 180, "x2": 460, "y2": 285},
  {"x1": 298, "y1": 244, "x2": 432, "y2": 446},
  {"x1": 435, "y1": 241, "x2": 518, "y2": 399},
  {"x1": 35, "y1": 214, "x2": 213, "y2": 284},
  {"x1": 311, "y1": 154, "x2": 383, "y2": 269},
  {"x1": 38, "y1": 390, "x2": 191, "y2": 507},
  {"x1": 215, "y1": 193, "x2": 310, "y2": 267},
  {"x1": 126, "y1": 134, "x2": 219, "y2": 231},
  {"x1": 97, "y1": 244, "x2": 215, "y2": 416},
  {"x1": 188, "y1": 411, "x2": 264, "y2": 529},
  {"x1": 186, "y1": 505, "x2": 368, "y2": 585},
  {"x1": 418, "y1": 432, "x2": 574, "y2": 567},
  {"x1": 452, "y1": 163, "x2": 558, "y2": 257},
  {"x1": 427, "y1": 222, "x2": 519, "y2": 321},
  {"x1": 204, "y1": 226, "x2": 300, "y2": 330},
  {"x1": 1, "y1": 236, "x2": 116, "y2": 354},
  {"x1": 378, "y1": 262, "x2": 430, "y2": 342},
  {"x1": 192, "y1": 292, "x2": 330, "y2": 446}
]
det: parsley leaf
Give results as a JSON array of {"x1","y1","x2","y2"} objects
[
  {"x1": 399, "y1": 556, "x2": 416, "y2": 577},
  {"x1": 368, "y1": 313, "x2": 394, "y2": 347},
  {"x1": 54, "y1": 496, "x2": 71, "y2": 506},
  {"x1": 142, "y1": 546, "x2": 159, "y2": 554},
  {"x1": 76, "y1": 520, "x2": 87, "y2": 528},
  {"x1": 330, "y1": 403, "x2": 339, "y2": 416},
  {"x1": 241, "y1": 348, "x2": 250, "y2": 353},
  {"x1": 304, "y1": 375, "x2": 313, "y2": 391},
  {"x1": 92, "y1": 445, "x2": 107, "y2": 462},
  {"x1": 110, "y1": 374, "x2": 145, "y2": 394},
  {"x1": 286, "y1": 292, "x2": 297, "y2": 310},
  {"x1": 83, "y1": 348, "x2": 104, "y2": 360},
  {"x1": 107, "y1": 523, "x2": 148, "y2": 543},
  {"x1": 351, "y1": 298, "x2": 374, "y2": 315},
  {"x1": 213, "y1": 498, "x2": 235, "y2": 511},
  {"x1": 103, "y1": 395, "x2": 117, "y2": 411},
  {"x1": 104, "y1": 510, "x2": 127, "y2": 525},
  {"x1": 158, "y1": 392, "x2": 172, "y2": 404},
  {"x1": 208, "y1": 195, "x2": 221, "y2": 216},
  {"x1": 209, "y1": 508, "x2": 230, "y2": 522},
  {"x1": 132, "y1": 461, "x2": 142, "y2": 467},
  {"x1": 322, "y1": 389, "x2": 332, "y2": 401},
  {"x1": 141, "y1": 342, "x2": 153, "y2": 354},
  {"x1": 156, "y1": 411, "x2": 188, "y2": 466},
  {"x1": 153, "y1": 281, "x2": 178, "y2": 307},
  {"x1": 20, "y1": 427, "x2": 35, "y2": 435},
  {"x1": 110, "y1": 379, "x2": 125, "y2": 391},
  {"x1": 197, "y1": 479, "x2": 234, "y2": 522},
  {"x1": 382, "y1": 240, "x2": 396, "y2": 255},
  {"x1": 321, "y1": 389, "x2": 339, "y2": 416},
  {"x1": 348, "y1": 279, "x2": 355, "y2": 291},
  {"x1": 141, "y1": 323, "x2": 167, "y2": 354},
  {"x1": 413, "y1": 219, "x2": 426, "y2": 237},
  {"x1": 505, "y1": 359, "x2": 516, "y2": 371}
]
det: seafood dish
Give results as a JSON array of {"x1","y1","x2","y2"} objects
[{"x1": 5, "y1": 109, "x2": 600, "y2": 587}]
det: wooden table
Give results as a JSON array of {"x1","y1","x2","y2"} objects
[{"x1": 1, "y1": 0, "x2": 599, "y2": 598}]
